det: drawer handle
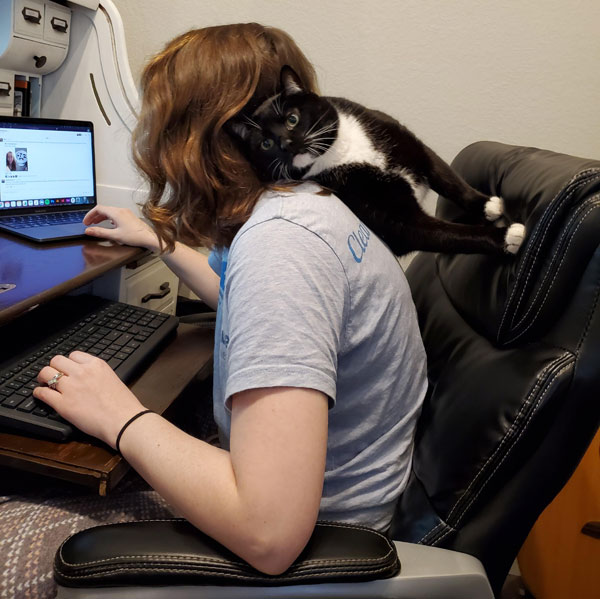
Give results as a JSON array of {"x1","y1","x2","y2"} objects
[
  {"x1": 21, "y1": 6, "x2": 42, "y2": 24},
  {"x1": 0, "y1": 81, "x2": 11, "y2": 96},
  {"x1": 51, "y1": 16, "x2": 68, "y2": 33},
  {"x1": 142, "y1": 282, "x2": 171, "y2": 303},
  {"x1": 581, "y1": 521, "x2": 600, "y2": 540}
]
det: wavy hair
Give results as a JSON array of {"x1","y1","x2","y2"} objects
[{"x1": 132, "y1": 23, "x2": 318, "y2": 252}]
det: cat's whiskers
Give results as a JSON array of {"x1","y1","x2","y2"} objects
[
  {"x1": 309, "y1": 142, "x2": 331, "y2": 153},
  {"x1": 306, "y1": 123, "x2": 337, "y2": 141},
  {"x1": 304, "y1": 112, "x2": 328, "y2": 137},
  {"x1": 272, "y1": 94, "x2": 283, "y2": 117},
  {"x1": 243, "y1": 115, "x2": 261, "y2": 130}
]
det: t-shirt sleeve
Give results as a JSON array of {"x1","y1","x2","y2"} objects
[
  {"x1": 222, "y1": 218, "x2": 348, "y2": 409},
  {"x1": 208, "y1": 248, "x2": 223, "y2": 276}
]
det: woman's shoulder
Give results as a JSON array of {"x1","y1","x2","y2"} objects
[{"x1": 244, "y1": 182, "x2": 357, "y2": 234}]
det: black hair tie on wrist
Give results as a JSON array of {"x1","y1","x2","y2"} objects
[{"x1": 115, "y1": 409, "x2": 153, "y2": 454}]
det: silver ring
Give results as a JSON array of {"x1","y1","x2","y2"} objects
[{"x1": 47, "y1": 371, "x2": 65, "y2": 390}]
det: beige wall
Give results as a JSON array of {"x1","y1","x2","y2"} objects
[{"x1": 113, "y1": 0, "x2": 600, "y2": 173}]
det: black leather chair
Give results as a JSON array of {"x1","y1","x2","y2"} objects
[{"x1": 54, "y1": 142, "x2": 600, "y2": 599}]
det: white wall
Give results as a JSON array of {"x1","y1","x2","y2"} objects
[{"x1": 112, "y1": 0, "x2": 600, "y2": 185}]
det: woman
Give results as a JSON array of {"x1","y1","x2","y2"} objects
[
  {"x1": 33, "y1": 24, "x2": 427, "y2": 574},
  {"x1": 6, "y1": 150, "x2": 16, "y2": 171}
]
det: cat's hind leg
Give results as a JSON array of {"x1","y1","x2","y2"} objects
[{"x1": 378, "y1": 210, "x2": 526, "y2": 256}]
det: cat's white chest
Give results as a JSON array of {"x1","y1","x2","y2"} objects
[{"x1": 304, "y1": 112, "x2": 386, "y2": 178}]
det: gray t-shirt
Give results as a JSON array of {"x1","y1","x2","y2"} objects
[{"x1": 210, "y1": 182, "x2": 427, "y2": 531}]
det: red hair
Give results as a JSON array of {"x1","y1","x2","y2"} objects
[{"x1": 132, "y1": 23, "x2": 318, "y2": 251}]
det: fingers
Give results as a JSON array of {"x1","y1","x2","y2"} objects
[
  {"x1": 83, "y1": 205, "x2": 125, "y2": 225},
  {"x1": 85, "y1": 226, "x2": 118, "y2": 240},
  {"x1": 50, "y1": 354, "x2": 76, "y2": 374},
  {"x1": 67, "y1": 350, "x2": 97, "y2": 364},
  {"x1": 32, "y1": 384, "x2": 61, "y2": 408},
  {"x1": 34, "y1": 365, "x2": 64, "y2": 408},
  {"x1": 37, "y1": 364, "x2": 61, "y2": 383}
]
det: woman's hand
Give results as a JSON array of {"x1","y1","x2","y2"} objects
[
  {"x1": 84, "y1": 206, "x2": 160, "y2": 252},
  {"x1": 33, "y1": 351, "x2": 147, "y2": 449}
]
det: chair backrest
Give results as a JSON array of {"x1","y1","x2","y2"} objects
[{"x1": 391, "y1": 142, "x2": 600, "y2": 595}]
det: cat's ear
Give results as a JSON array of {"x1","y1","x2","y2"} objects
[
  {"x1": 280, "y1": 65, "x2": 305, "y2": 96},
  {"x1": 225, "y1": 118, "x2": 251, "y2": 142}
]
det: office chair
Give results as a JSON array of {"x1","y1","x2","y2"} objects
[{"x1": 54, "y1": 142, "x2": 600, "y2": 599}]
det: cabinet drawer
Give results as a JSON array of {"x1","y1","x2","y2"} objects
[
  {"x1": 44, "y1": 2, "x2": 70, "y2": 47},
  {"x1": 0, "y1": 69, "x2": 14, "y2": 109},
  {"x1": 124, "y1": 261, "x2": 179, "y2": 313},
  {"x1": 14, "y1": 0, "x2": 45, "y2": 39}
]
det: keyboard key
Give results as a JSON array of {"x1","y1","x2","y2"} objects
[
  {"x1": 115, "y1": 333, "x2": 133, "y2": 346},
  {"x1": 107, "y1": 357, "x2": 123, "y2": 369},
  {"x1": 17, "y1": 398, "x2": 37, "y2": 412},
  {"x1": 2, "y1": 394, "x2": 23, "y2": 408}
]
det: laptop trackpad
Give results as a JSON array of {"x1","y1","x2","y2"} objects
[{"x1": 30, "y1": 223, "x2": 88, "y2": 241}]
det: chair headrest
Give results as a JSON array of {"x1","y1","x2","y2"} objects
[{"x1": 436, "y1": 142, "x2": 600, "y2": 346}]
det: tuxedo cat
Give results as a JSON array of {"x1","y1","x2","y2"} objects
[{"x1": 229, "y1": 66, "x2": 525, "y2": 257}]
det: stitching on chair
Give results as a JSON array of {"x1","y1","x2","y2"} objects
[
  {"x1": 507, "y1": 170, "x2": 600, "y2": 330},
  {"x1": 511, "y1": 197, "x2": 600, "y2": 330},
  {"x1": 498, "y1": 170, "x2": 600, "y2": 342},
  {"x1": 58, "y1": 520, "x2": 394, "y2": 569},
  {"x1": 509, "y1": 172, "x2": 600, "y2": 330},
  {"x1": 424, "y1": 354, "x2": 571, "y2": 545},
  {"x1": 418, "y1": 520, "x2": 446, "y2": 544},
  {"x1": 55, "y1": 563, "x2": 397, "y2": 582},
  {"x1": 499, "y1": 170, "x2": 591, "y2": 338},
  {"x1": 506, "y1": 200, "x2": 600, "y2": 344},
  {"x1": 432, "y1": 358, "x2": 574, "y2": 546},
  {"x1": 421, "y1": 356, "x2": 567, "y2": 544}
]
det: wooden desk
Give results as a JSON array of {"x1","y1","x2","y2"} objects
[
  {"x1": 0, "y1": 232, "x2": 146, "y2": 324},
  {"x1": 0, "y1": 232, "x2": 215, "y2": 494}
]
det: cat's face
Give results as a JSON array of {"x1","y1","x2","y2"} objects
[{"x1": 229, "y1": 67, "x2": 338, "y2": 182}]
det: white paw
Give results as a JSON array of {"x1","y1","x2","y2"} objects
[
  {"x1": 484, "y1": 196, "x2": 504, "y2": 221},
  {"x1": 504, "y1": 223, "x2": 526, "y2": 254}
]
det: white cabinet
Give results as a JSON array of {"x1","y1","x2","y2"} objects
[
  {"x1": 0, "y1": 0, "x2": 72, "y2": 116},
  {"x1": 92, "y1": 255, "x2": 179, "y2": 316},
  {"x1": 0, "y1": 67, "x2": 15, "y2": 115}
]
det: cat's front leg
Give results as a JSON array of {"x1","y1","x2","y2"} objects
[{"x1": 484, "y1": 195, "x2": 505, "y2": 222}]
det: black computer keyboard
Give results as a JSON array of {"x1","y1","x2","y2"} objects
[
  {"x1": 0, "y1": 210, "x2": 86, "y2": 229},
  {"x1": 0, "y1": 294, "x2": 178, "y2": 440}
]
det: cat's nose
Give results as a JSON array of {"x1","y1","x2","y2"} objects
[{"x1": 279, "y1": 138, "x2": 291, "y2": 150}]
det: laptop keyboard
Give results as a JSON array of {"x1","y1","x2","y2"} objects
[
  {"x1": 0, "y1": 211, "x2": 87, "y2": 229},
  {"x1": 0, "y1": 295, "x2": 178, "y2": 440}
]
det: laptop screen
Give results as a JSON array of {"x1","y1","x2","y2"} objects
[{"x1": 0, "y1": 117, "x2": 96, "y2": 214}]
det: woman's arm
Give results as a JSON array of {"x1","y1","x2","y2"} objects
[
  {"x1": 121, "y1": 385, "x2": 328, "y2": 574},
  {"x1": 84, "y1": 206, "x2": 220, "y2": 309},
  {"x1": 34, "y1": 352, "x2": 328, "y2": 575}
]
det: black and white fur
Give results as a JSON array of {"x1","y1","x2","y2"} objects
[{"x1": 229, "y1": 66, "x2": 525, "y2": 257}]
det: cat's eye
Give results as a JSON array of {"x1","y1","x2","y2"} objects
[
  {"x1": 260, "y1": 138, "x2": 274, "y2": 150},
  {"x1": 286, "y1": 113, "x2": 300, "y2": 128}
]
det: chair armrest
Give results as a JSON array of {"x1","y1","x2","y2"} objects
[{"x1": 54, "y1": 519, "x2": 494, "y2": 599}]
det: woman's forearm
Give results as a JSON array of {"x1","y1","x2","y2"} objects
[{"x1": 158, "y1": 242, "x2": 220, "y2": 310}]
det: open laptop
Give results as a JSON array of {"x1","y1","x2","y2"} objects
[{"x1": 0, "y1": 116, "x2": 97, "y2": 242}]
